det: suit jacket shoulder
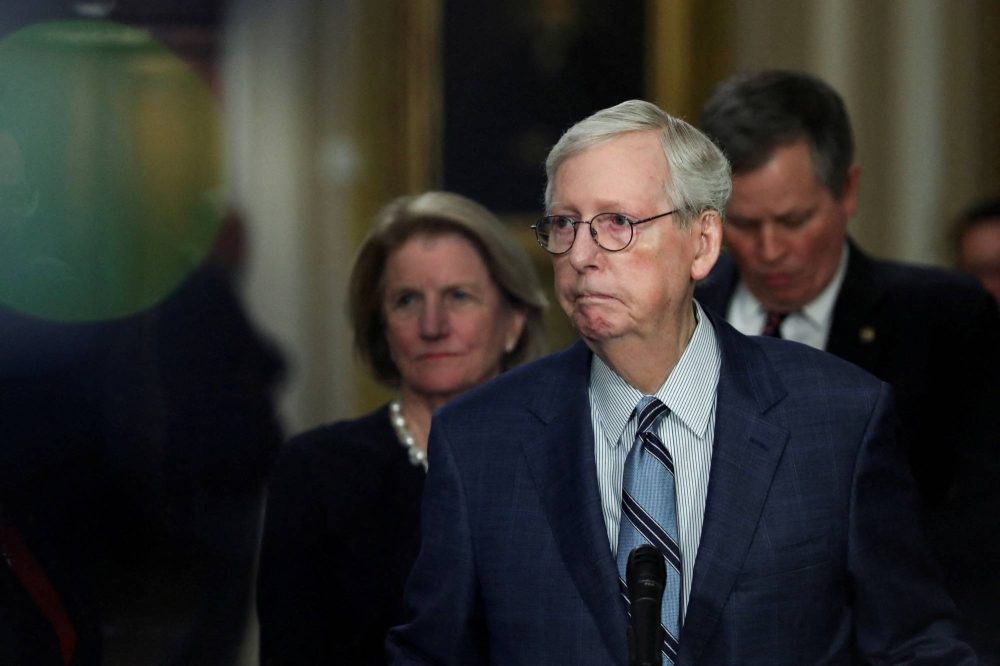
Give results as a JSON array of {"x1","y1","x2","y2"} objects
[{"x1": 432, "y1": 341, "x2": 593, "y2": 455}]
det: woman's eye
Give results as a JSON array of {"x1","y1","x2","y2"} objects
[
  {"x1": 450, "y1": 289, "x2": 470, "y2": 302},
  {"x1": 396, "y1": 293, "x2": 416, "y2": 308},
  {"x1": 612, "y1": 214, "x2": 631, "y2": 227}
]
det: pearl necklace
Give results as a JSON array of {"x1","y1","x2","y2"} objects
[{"x1": 389, "y1": 399, "x2": 428, "y2": 471}]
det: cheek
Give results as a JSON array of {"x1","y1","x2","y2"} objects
[
  {"x1": 464, "y1": 309, "x2": 513, "y2": 360},
  {"x1": 798, "y1": 228, "x2": 837, "y2": 265},
  {"x1": 552, "y1": 264, "x2": 572, "y2": 292},
  {"x1": 724, "y1": 232, "x2": 759, "y2": 264},
  {"x1": 384, "y1": 318, "x2": 417, "y2": 360},
  {"x1": 470, "y1": 312, "x2": 507, "y2": 351}
]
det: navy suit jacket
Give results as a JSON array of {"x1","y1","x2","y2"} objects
[
  {"x1": 387, "y1": 310, "x2": 973, "y2": 665},
  {"x1": 695, "y1": 241, "x2": 1000, "y2": 510}
]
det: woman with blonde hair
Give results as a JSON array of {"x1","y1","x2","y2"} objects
[{"x1": 257, "y1": 191, "x2": 547, "y2": 665}]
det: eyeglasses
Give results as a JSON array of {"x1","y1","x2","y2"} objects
[{"x1": 531, "y1": 210, "x2": 679, "y2": 255}]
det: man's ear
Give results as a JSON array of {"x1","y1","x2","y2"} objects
[
  {"x1": 840, "y1": 163, "x2": 862, "y2": 218},
  {"x1": 691, "y1": 210, "x2": 722, "y2": 281}
]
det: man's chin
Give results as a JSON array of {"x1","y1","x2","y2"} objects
[
  {"x1": 749, "y1": 284, "x2": 805, "y2": 313},
  {"x1": 572, "y1": 313, "x2": 623, "y2": 343}
]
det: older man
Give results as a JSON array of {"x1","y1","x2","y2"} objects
[
  {"x1": 696, "y1": 71, "x2": 1000, "y2": 660},
  {"x1": 387, "y1": 101, "x2": 972, "y2": 665}
]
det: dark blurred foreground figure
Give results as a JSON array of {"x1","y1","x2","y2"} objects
[
  {"x1": 256, "y1": 192, "x2": 547, "y2": 665},
  {"x1": 387, "y1": 100, "x2": 974, "y2": 665},
  {"x1": 955, "y1": 198, "x2": 1000, "y2": 307},
  {"x1": 0, "y1": 294, "x2": 106, "y2": 666},
  {"x1": 115, "y1": 260, "x2": 284, "y2": 666},
  {"x1": 697, "y1": 69, "x2": 1000, "y2": 662},
  {"x1": 0, "y1": 253, "x2": 284, "y2": 666}
]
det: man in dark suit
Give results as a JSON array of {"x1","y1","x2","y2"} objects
[
  {"x1": 387, "y1": 100, "x2": 973, "y2": 665},
  {"x1": 696, "y1": 70, "x2": 1000, "y2": 661}
]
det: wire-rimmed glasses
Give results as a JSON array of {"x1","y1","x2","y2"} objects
[{"x1": 531, "y1": 210, "x2": 678, "y2": 255}]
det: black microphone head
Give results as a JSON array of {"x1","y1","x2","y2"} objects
[
  {"x1": 626, "y1": 544, "x2": 665, "y2": 601},
  {"x1": 626, "y1": 544, "x2": 666, "y2": 666}
]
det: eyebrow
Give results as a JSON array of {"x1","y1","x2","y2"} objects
[
  {"x1": 385, "y1": 281, "x2": 482, "y2": 295},
  {"x1": 550, "y1": 200, "x2": 637, "y2": 217},
  {"x1": 774, "y1": 205, "x2": 819, "y2": 222}
]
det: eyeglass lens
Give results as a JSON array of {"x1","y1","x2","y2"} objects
[{"x1": 537, "y1": 213, "x2": 633, "y2": 253}]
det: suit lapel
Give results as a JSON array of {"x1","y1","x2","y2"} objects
[
  {"x1": 678, "y1": 315, "x2": 790, "y2": 666},
  {"x1": 826, "y1": 241, "x2": 888, "y2": 373},
  {"x1": 520, "y1": 341, "x2": 629, "y2": 666}
]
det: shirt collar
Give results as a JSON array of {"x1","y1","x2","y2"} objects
[
  {"x1": 730, "y1": 241, "x2": 849, "y2": 331},
  {"x1": 589, "y1": 301, "x2": 721, "y2": 447},
  {"x1": 799, "y1": 241, "x2": 850, "y2": 329}
]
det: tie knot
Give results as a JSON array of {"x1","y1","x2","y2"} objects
[
  {"x1": 761, "y1": 311, "x2": 788, "y2": 337},
  {"x1": 635, "y1": 397, "x2": 668, "y2": 435}
]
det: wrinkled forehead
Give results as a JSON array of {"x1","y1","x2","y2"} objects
[{"x1": 551, "y1": 133, "x2": 671, "y2": 212}]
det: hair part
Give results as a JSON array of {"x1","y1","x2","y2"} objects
[
  {"x1": 348, "y1": 191, "x2": 548, "y2": 387},
  {"x1": 699, "y1": 69, "x2": 854, "y2": 199},
  {"x1": 544, "y1": 100, "x2": 732, "y2": 227}
]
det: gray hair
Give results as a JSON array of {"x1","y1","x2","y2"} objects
[{"x1": 544, "y1": 100, "x2": 732, "y2": 226}]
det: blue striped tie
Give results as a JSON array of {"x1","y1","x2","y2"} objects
[{"x1": 616, "y1": 396, "x2": 681, "y2": 664}]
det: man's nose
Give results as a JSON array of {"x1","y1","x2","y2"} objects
[
  {"x1": 419, "y1": 299, "x2": 449, "y2": 339},
  {"x1": 758, "y1": 223, "x2": 786, "y2": 263},
  {"x1": 565, "y1": 222, "x2": 600, "y2": 272}
]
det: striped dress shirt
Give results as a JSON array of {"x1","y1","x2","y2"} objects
[{"x1": 590, "y1": 300, "x2": 721, "y2": 619}]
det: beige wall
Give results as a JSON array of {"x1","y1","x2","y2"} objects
[
  {"x1": 225, "y1": 0, "x2": 443, "y2": 434},
  {"x1": 728, "y1": 0, "x2": 999, "y2": 265},
  {"x1": 227, "y1": 0, "x2": 1000, "y2": 436}
]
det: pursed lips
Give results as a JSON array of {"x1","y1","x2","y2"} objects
[
  {"x1": 761, "y1": 273, "x2": 794, "y2": 287},
  {"x1": 416, "y1": 352, "x2": 461, "y2": 361},
  {"x1": 575, "y1": 291, "x2": 615, "y2": 301}
]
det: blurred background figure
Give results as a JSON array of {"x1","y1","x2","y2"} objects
[
  {"x1": 955, "y1": 198, "x2": 1000, "y2": 306},
  {"x1": 256, "y1": 191, "x2": 547, "y2": 665},
  {"x1": 696, "y1": 69, "x2": 1000, "y2": 662},
  {"x1": 0, "y1": 4, "x2": 285, "y2": 666},
  {"x1": 102, "y1": 257, "x2": 285, "y2": 666}
]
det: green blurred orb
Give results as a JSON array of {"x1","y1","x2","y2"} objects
[{"x1": 0, "y1": 20, "x2": 223, "y2": 322}]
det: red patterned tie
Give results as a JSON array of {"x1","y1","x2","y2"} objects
[{"x1": 760, "y1": 311, "x2": 788, "y2": 338}]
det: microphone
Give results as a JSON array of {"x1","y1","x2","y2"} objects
[{"x1": 626, "y1": 544, "x2": 665, "y2": 666}]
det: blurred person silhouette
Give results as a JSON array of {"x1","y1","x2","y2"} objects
[
  {"x1": 256, "y1": 192, "x2": 547, "y2": 666},
  {"x1": 0, "y1": 108, "x2": 106, "y2": 666},
  {"x1": 0, "y1": 14, "x2": 285, "y2": 664},
  {"x1": 98, "y1": 210, "x2": 285, "y2": 666},
  {"x1": 955, "y1": 198, "x2": 1000, "y2": 307},
  {"x1": 0, "y1": 173, "x2": 284, "y2": 666},
  {"x1": 0, "y1": 262, "x2": 285, "y2": 666},
  {"x1": 696, "y1": 69, "x2": 1000, "y2": 662}
]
